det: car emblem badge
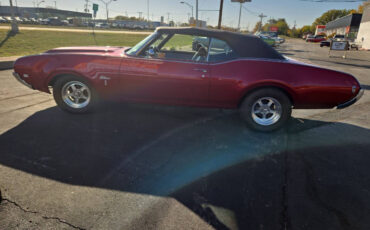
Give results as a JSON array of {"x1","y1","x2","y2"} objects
[{"x1": 99, "y1": 76, "x2": 111, "y2": 86}]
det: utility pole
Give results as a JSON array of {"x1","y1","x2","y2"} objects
[
  {"x1": 237, "y1": 2, "x2": 242, "y2": 31},
  {"x1": 258, "y1": 13, "x2": 267, "y2": 31},
  {"x1": 84, "y1": 0, "x2": 90, "y2": 13},
  {"x1": 9, "y1": 0, "x2": 19, "y2": 33},
  {"x1": 195, "y1": 0, "x2": 198, "y2": 27},
  {"x1": 54, "y1": 0, "x2": 57, "y2": 9},
  {"x1": 147, "y1": 0, "x2": 149, "y2": 21},
  {"x1": 217, "y1": 0, "x2": 223, "y2": 29},
  {"x1": 138, "y1": 11, "x2": 143, "y2": 19},
  {"x1": 98, "y1": 0, "x2": 117, "y2": 24},
  {"x1": 167, "y1": 12, "x2": 170, "y2": 24}
]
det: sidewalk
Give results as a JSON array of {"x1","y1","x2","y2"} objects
[{"x1": 0, "y1": 56, "x2": 19, "y2": 70}]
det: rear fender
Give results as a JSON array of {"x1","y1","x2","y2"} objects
[{"x1": 239, "y1": 80, "x2": 297, "y2": 107}]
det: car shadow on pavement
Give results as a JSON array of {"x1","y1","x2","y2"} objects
[{"x1": 0, "y1": 104, "x2": 369, "y2": 229}]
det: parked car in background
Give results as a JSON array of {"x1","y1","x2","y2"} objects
[
  {"x1": 320, "y1": 39, "x2": 331, "y2": 47},
  {"x1": 259, "y1": 35, "x2": 276, "y2": 46},
  {"x1": 254, "y1": 32, "x2": 276, "y2": 46},
  {"x1": 260, "y1": 31, "x2": 285, "y2": 44},
  {"x1": 4, "y1": 17, "x2": 12, "y2": 23},
  {"x1": 333, "y1": 34, "x2": 346, "y2": 41},
  {"x1": 0, "y1": 17, "x2": 6, "y2": 23},
  {"x1": 14, "y1": 17, "x2": 23, "y2": 23},
  {"x1": 96, "y1": 23, "x2": 110, "y2": 29},
  {"x1": 306, "y1": 35, "x2": 326, "y2": 43},
  {"x1": 320, "y1": 35, "x2": 347, "y2": 48},
  {"x1": 272, "y1": 36, "x2": 285, "y2": 44}
]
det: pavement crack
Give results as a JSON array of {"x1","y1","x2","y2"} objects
[{"x1": 1, "y1": 197, "x2": 85, "y2": 230}]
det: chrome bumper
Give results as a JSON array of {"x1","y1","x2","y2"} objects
[
  {"x1": 13, "y1": 72, "x2": 33, "y2": 89},
  {"x1": 337, "y1": 89, "x2": 364, "y2": 109}
]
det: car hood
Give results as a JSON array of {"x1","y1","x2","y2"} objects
[{"x1": 45, "y1": 46, "x2": 127, "y2": 56}]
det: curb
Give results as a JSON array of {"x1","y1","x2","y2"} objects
[{"x1": 0, "y1": 61, "x2": 14, "y2": 70}]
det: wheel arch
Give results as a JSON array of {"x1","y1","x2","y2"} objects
[
  {"x1": 47, "y1": 72, "x2": 95, "y2": 91},
  {"x1": 238, "y1": 84, "x2": 295, "y2": 108}
]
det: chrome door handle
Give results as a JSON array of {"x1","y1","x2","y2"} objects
[{"x1": 193, "y1": 68, "x2": 207, "y2": 73}]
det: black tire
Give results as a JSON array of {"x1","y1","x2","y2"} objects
[
  {"x1": 239, "y1": 88, "x2": 292, "y2": 132},
  {"x1": 53, "y1": 75, "x2": 97, "y2": 113}
]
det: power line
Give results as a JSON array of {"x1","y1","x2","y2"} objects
[{"x1": 242, "y1": 5, "x2": 259, "y2": 16}]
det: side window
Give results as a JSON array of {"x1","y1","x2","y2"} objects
[
  {"x1": 161, "y1": 34, "x2": 195, "y2": 52},
  {"x1": 208, "y1": 38, "x2": 239, "y2": 62},
  {"x1": 160, "y1": 34, "x2": 210, "y2": 62}
]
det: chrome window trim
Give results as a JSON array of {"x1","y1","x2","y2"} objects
[
  {"x1": 206, "y1": 37, "x2": 213, "y2": 63},
  {"x1": 125, "y1": 32, "x2": 159, "y2": 57}
]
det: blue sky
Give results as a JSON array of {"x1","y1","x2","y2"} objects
[{"x1": 2, "y1": 0, "x2": 363, "y2": 29}]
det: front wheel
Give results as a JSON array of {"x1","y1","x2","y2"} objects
[
  {"x1": 53, "y1": 76, "x2": 97, "y2": 113},
  {"x1": 239, "y1": 88, "x2": 292, "y2": 132}
]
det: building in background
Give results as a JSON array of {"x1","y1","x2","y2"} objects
[
  {"x1": 315, "y1": 25, "x2": 326, "y2": 35},
  {"x1": 189, "y1": 17, "x2": 206, "y2": 28},
  {"x1": 356, "y1": 3, "x2": 370, "y2": 49},
  {"x1": 325, "y1": 13, "x2": 362, "y2": 40}
]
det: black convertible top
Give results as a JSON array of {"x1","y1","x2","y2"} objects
[{"x1": 156, "y1": 27, "x2": 284, "y2": 60}]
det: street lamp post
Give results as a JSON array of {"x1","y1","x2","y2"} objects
[
  {"x1": 195, "y1": 0, "x2": 198, "y2": 27},
  {"x1": 180, "y1": 1, "x2": 193, "y2": 18},
  {"x1": 237, "y1": 2, "x2": 242, "y2": 31},
  {"x1": 180, "y1": 1, "x2": 194, "y2": 25},
  {"x1": 98, "y1": 0, "x2": 117, "y2": 24}
]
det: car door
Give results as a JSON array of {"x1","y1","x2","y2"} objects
[
  {"x1": 208, "y1": 38, "x2": 243, "y2": 107},
  {"x1": 118, "y1": 34, "x2": 210, "y2": 105}
]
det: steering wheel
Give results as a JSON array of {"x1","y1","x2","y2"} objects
[
  {"x1": 153, "y1": 46, "x2": 160, "y2": 53},
  {"x1": 147, "y1": 46, "x2": 160, "y2": 57},
  {"x1": 192, "y1": 47, "x2": 207, "y2": 62}
]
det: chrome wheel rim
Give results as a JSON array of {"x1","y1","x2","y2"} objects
[
  {"x1": 251, "y1": 97, "x2": 282, "y2": 126},
  {"x1": 61, "y1": 81, "x2": 91, "y2": 109}
]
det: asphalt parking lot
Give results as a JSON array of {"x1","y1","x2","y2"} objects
[{"x1": 0, "y1": 38, "x2": 370, "y2": 230}]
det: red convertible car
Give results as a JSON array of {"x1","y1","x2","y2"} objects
[{"x1": 13, "y1": 27, "x2": 363, "y2": 131}]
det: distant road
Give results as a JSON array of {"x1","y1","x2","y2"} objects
[{"x1": 0, "y1": 26, "x2": 152, "y2": 35}]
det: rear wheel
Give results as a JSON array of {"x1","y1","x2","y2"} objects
[
  {"x1": 239, "y1": 88, "x2": 292, "y2": 132},
  {"x1": 53, "y1": 76, "x2": 97, "y2": 113}
]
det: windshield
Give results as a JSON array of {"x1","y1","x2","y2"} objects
[{"x1": 125, "y1": 32, "x2": 157, "y2": 55}]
